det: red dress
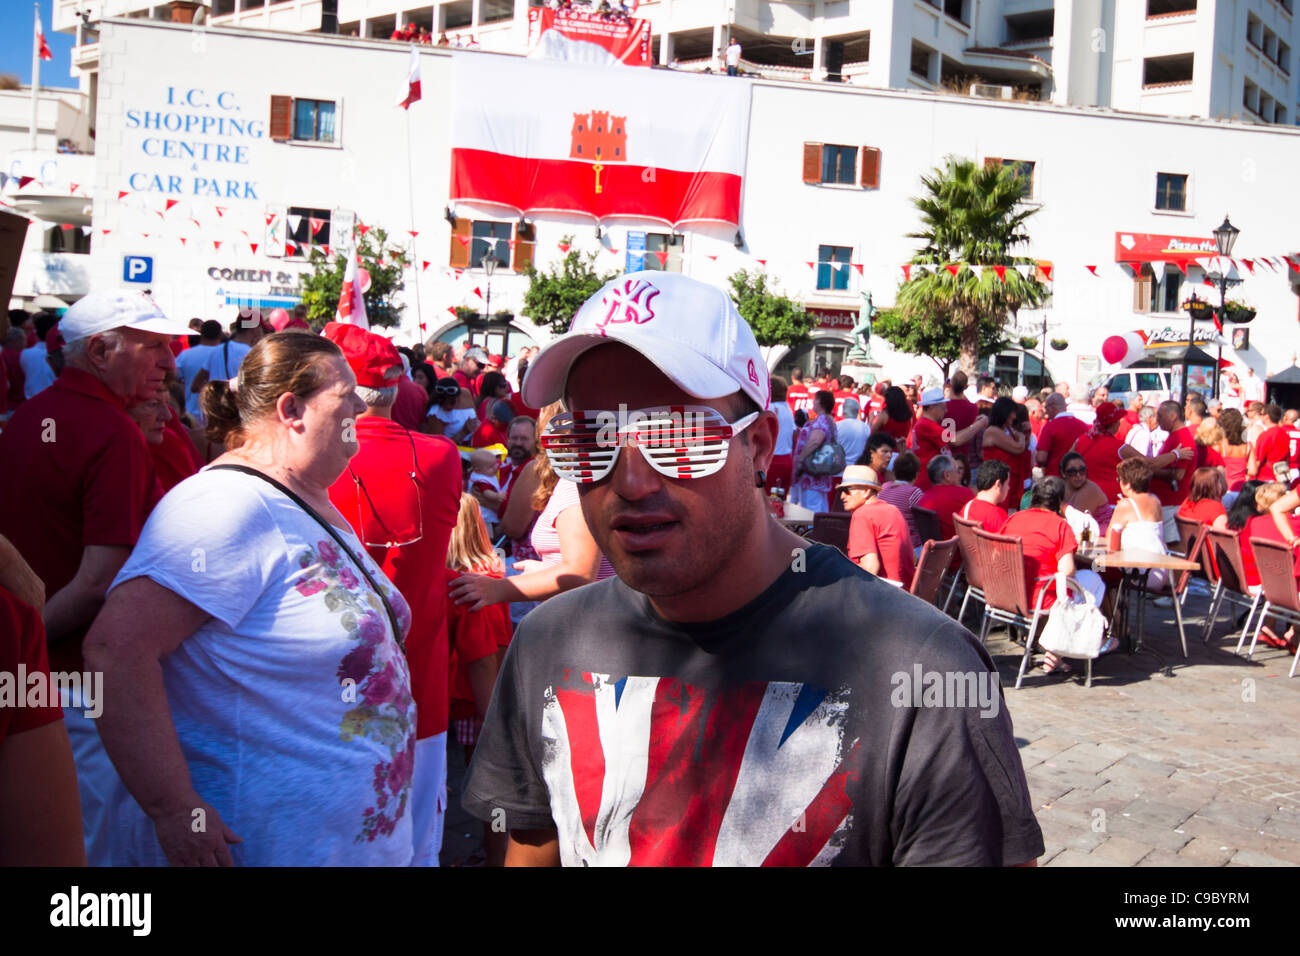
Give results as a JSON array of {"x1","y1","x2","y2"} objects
[
  {"x1": 982, "y1": 431, "x2": 1027, "y2": 505},
  {"x1": 877, "y1": 412, "x2": 913, "y2": 445}
]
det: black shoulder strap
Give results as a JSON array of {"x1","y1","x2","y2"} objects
[
  {"x1": 208, "y1": 464, "x2": 403, "y2": 646},
  {"x1": 222, "y1": 341, "x2": 230, "y2": 378}
]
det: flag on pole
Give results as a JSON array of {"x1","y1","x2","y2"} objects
[
  {"x1": 337, "y1": 255, "x2": 369, "y2": 328},
  {"x1": 397, "y1": 46, "x2": 422, "y2": 110},
  {"x1": 36, "y1": 14, "x2": 52, "y2": 61}
]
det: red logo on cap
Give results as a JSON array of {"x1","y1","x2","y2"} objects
[
  {"x1": 595, "y1": 279, "x2": 658, "y2": 333},
  {"x1": 747, "y1": 359, "x2": 760, "y2": 388}
]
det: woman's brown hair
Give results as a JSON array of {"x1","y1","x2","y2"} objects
[
  {"x1": 1187, "y1": 466, "x2": 1226, "y2": 503},
  {"x1": 200, "y1": 331, "x2": 343, "y2": 446},
  {"x1": 447, "y1": 493, "x2": 503, "y2": 574},
  {"x1": 1116, "y1": 456, "x2": 1153, "y2": 493},
  {"x1": 531, "y1": 402, "x2": 565, "y2": 511},
  {"x1": 1217, "y1": 408, "x2": 1246, "y2": 446}
]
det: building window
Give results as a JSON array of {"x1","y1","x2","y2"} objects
[
  {"x1": 1154, "y1": 172, "x2": 1188, "y2": 211},
  {"x1": 820, "y1": 145, "x2": 857, "y2": 185},
  {"x1": 943, "y1": 0, "x2": 967, "y2": 24},
  {"x1": 910, "y1": 43, "x2": 933, "y2": 81},
  {"x1": 1133, "y1": 264, "x2": 1182, "y2": 313},
  {"x1": 816, "y1": 245, "x2": 852, "y2": 291},
  {"x1": 643, "y1": 233, "x2": 683, "y2": 272},
  {"x1": 1247, "y1": 14, "x2": 1263, "y2": 50},
  {"x1": 1146, "y1": 0, "x2": 1196, "y2": 16},
  {"x1": 984, "y1": 157, "x2": 1036, "y2": 198},
  {"x1": 270, "y1": 96, "x2": 338, "y2": 143},
  {"x1": 1142, "y1": 53, "x2": 1194, "y2": 87},
  {"x1": 45, "y1": 226, "x2": 91, "y2": 254},
  {"x1": 285, "y1": 207, "x2": 331, "y2": 258},
  {"x1": 448, "y1": 218, "x2": 535, "y2": 273}
]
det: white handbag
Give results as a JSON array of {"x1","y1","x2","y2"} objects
[{"x1": 1037, "y1": 578, "x2": 1107, "y2": 660}]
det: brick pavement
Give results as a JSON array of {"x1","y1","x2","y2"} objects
[{"x1": 439, "y1": 586, "x2": 1300, "y2": 867}]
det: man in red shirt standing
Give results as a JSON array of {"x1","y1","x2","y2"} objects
[
  {"x1": 1249, "y1": 404, "x2": 1297, "y2": 485},
  {"x1": 959, "y1": 460, "x2": 1012, "y2": 532},
  {"x1": 0, "y1": 289, "x2": 190, "y2": 865},
  {"x1": 786, "y1": 367, "x2": 814, "y2": 420},
  {"x1": 454, "y1": 347, "x2": 488, "y2": 399},
  {"x1": 916, "y1": 455, "x2": 976, "y2": 540},
  {"x1": 841, "y1": 465, "x2": 915, "y2": 588},
  {"x1": 943, "y1": 371, "x2": 981, "y2": 474},
  {"x1": 1150, "y1": 400, "x2": 1197, "y2": 544},
  {"x1": 912, "y1": 387, "x2": 988, "y2": 490},
  {"x1": 1035, "y1": 393, "x2": 1089, "y2": 480},
  {"x1": 323, "y1": 322, "x2": 463, "y2": 867},
  {"x1": 471, "y1": 399, "x2": 514, "y2": 448}
]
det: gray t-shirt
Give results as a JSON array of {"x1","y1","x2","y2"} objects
[{"x1": 463, "y1": 543, "x2": 1044, "y2": 866}]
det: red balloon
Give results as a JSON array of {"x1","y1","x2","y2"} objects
[{"x1": 1101, "y1": 335, "x2": 1128, "y2": 365}]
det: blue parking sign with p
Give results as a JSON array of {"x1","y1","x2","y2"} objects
[{"x1": 123, "y1": 256, "x2": 153, "y2": 284}]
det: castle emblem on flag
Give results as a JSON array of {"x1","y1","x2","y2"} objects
[{"x1": 571, "y1": 111, "x2": 627, "y2": 195}]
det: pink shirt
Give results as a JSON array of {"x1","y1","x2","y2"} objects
[{"x1": 531, "y1": 479, "x2": 616, "y2": 580}]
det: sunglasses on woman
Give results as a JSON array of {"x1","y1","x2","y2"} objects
[
  {"x1": 541, "y1": 405, "x2": 760, "y2": 483},
  {"x1": 1063, "y1": 467, "x2": 1088, "y2": 477}
]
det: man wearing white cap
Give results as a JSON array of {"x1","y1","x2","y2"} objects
[
  {"x1": 0, "y1": 288, "x2": 191, "y2": 865},
  {"x1": 839, "y1": 465, "x2": 914, "y2": 588},
  {"x1": 462, "y1": 272, "x2": 1042, "y2": 867}
]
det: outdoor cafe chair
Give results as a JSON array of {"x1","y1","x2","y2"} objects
[
  {"x1": 971, "y1": 527, "x2": 1095, "y2": 689},
  {"x1": 912, "y1": 505, "x2": 942, "y2": 544},
  {"x1": 1173, "y1": 514, "x2": 1209, "y2": 608},
  {"x1": 910, "y1": 537, "x2": 959, "y2": 606},
  {"x1": 806, "y1": 512, "x2": 852, "y2": 556},
  {"x1": 1245, "y1": 538, "x2": 1300, "y2": 677},
  {"x1": 1119, "y1": 524, "x2": 1206, "y2": 659},
  {"x1": 948, "y1": 515, "x2": 986, "y2": 622},
  {"x1": 1202, "y1": 527, "x2": 1264, "y2": 652}
]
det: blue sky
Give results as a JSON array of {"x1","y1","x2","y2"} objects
[{"x1": 1, "y1": 2, "x2": 79, "y2": 89}]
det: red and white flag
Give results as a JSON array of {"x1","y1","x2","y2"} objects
[
  {"x1": 449, "y1": 56, "x2": 749, "y2": 228},
  {"x1": 526, "y1": 7, "x2": 651, "y2": 67},
  {"x1": 397, "y1": 46, "x2": 422, "y2": 110},
  {"x1": 336, "y1": 255, "x2": 369, "y2": 328},
  {"x1": 36, "y1": 15, "x2": 52, "y2": 62}
]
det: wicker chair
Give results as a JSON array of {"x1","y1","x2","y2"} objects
[
  {"x1": 1202, "y1": 527, "x2": 1264, "y2": 651},
  {"x1": 1245, "y1": 538, "x2": 1300, "y2": 677},
  {"x1": 951, "y1": 515, "x2": 986, "y2": 625},
  {"x1": 910, "y1": 538, "x2": 959, "y2": 605}
]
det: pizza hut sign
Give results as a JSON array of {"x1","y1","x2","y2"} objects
[
  {"x1": 1145, "y1": 327, "x2": 1218, "y2": 347},
  {"x1": 808, "y1": 308, "x2": 857, "y2": 332}
]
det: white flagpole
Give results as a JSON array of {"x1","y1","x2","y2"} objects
[
  {"x1": 405, "y1": 77, "x2": 424, "y2": 339},
  {"x1": 30, "y1": 3, "x2": 42, "y2": 151}
]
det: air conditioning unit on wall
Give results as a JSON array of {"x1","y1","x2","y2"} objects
[{"x1": 970, "y1": 84, "x2": 1014, "y2": 99}]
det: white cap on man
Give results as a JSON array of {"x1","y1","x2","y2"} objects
[
  {"x1": 522, "y1": 272, "x2": 769, "y2": 410},
  {"x1": 918, "y1": 386, "x2": 947, "y2": 407},
  {"x1": 59, "y1": 290, "x2": 192, "y2": 343},
  {"x1": 1012, "y1": 385, "x2": 1029, "y2": 402}
]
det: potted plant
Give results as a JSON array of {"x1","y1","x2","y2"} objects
[
  {"x1": 1019, "y1": 336, "x2": 1039, "y2": 350},
  {"x1": 490, "y1": 310, "x2": 515, "y2": 324},
  {"x1": 1181, "y1": 298, "x2": 1214, "y2": 321},
  {"x1": 1223, "y1": 298, "x2": 1256, "y2": 324},
  {"x1": 1050, "y1": 338, "x2": 1068, "y2": 351}
]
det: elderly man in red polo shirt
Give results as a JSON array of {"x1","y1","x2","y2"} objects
[
  {"x1": 0, "y1": 288, "x2": 191, "y2": 865},
  {"x1": 841, "y1": 465, "x2": 915, "y2": 588},
  {"x1": 322, "y1": 322, "x2": 469, "y2": 867}
]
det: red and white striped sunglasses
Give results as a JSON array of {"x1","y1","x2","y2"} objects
[{"x1": 540, "y1": 405, "x2": 761, "y2": 483}]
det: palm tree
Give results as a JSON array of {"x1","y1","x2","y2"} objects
[{"x1": 896, "y1": 157, "x2": 1049, "y2": 376}]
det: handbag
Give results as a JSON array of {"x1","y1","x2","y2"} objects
[
  {"x1": 208, "y1": 464, "x2": 404, "y2": 647},
  {"x1": 803, "y1": 421, "x2": 846, "y2": 476},
  {"x1": 1037, "y1": 579, "x2": 1107, "y2": 659}
]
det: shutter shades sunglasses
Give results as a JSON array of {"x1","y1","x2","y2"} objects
[{"x1": 540, "y1": 405, "x2": 760, "y2": 483}]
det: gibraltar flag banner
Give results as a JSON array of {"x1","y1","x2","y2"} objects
[
  {"x1": 527, "y1": 7, "x2": 651, "y2": 67},
  {"x1": 336, "y1": 255, "x2": 369, "y2": 328},
  {"x1": 449, "y1": 56, "x2": 749, "y2": 228}
]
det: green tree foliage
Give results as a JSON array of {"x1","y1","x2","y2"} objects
[
  {"x1": 872, "y1": 307, "x2": 1010, "y2": 379},
  {"x1": 728, "y1": 269, "x2": 815, "y2": 347},
  {"x1": 522, "y1": 237, "x2": 619, "y2": 335},
  {"x1": 299, "y1": 227, "x2": 408, "y2": 331},
  {"x1": 895, "y1": 157, "x2": 1048, "y2": 375}
]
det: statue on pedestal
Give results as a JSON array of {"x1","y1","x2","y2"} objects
[{"x1": 846, "y1": 290, "x2": 878, "y2": 365}]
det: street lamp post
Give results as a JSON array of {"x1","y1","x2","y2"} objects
[
  {"x1": 1201, "y1": 214, "x2": 1242, "y2": 405},
  {"x1": 482, "y1": 248, "x2": 499, "y2": 347}
]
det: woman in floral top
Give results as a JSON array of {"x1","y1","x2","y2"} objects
[
  {"x1": 790, "y1": 389, "x2": 839, "y2": 512},
  {"x1": 85, "y1": 333, "x2": 417, "y2": 866}
]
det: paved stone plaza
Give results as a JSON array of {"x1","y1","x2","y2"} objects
[{"x1": 440, "y1": 589, "x2": 1300, "y2": 867}]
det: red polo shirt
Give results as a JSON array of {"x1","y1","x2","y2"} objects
[
  {"x1": 150, "y1": 414, "x2": 204, "y2": 493},
  {"x1": 959, "y1": 497, "x2": 1009, "y2": 533},
  {"x1": 392, "y1": 375, "x2": 430, "y2": 431},
  {"x1": 327, "y1": 417, "x2": 462, "y2": 740},
  {"x1": 0, "y1": 367, "x2": 162, "y2": 672},
  {"x1": 847, "y1": 499, "x2": 915, "y2": 588},
  {"x1": 1254, "y1": 425, "x2": 1296, "y2": 481},
  {"x1": 916, "y1": 483, "x2": 975, "y2": 540},
  {"x1": 1037, "y1": 414, "x2": 1089, "y2": 479},
  {"x1": 1001, "y1": 507, "x2": 1077, "y2": 610},
  {"x1": 911, "y1": 415, "x2": 949, "y2": 489},
  {"x1": 1151, "y1": 426, "x2": 1196, "y2": 507}
]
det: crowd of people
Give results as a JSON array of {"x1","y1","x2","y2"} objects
[{"x1": 2, "y1": 271, "x2": 1297, "y2": 867}]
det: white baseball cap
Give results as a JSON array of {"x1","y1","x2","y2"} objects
[
  {"x1": 60, "y1": 290, "x2": 192, "y2": 344},
  {"x1": 1012, "y1": 385, "x2": 1029, "y2": 402},
  {"x1": 522, "y1": 271, "x2": 769, "y2": 410},
  {"x1": 919, "y1": 386, "x2": 947, "y2": 407}
]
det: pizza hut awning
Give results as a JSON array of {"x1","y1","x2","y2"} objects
[
  {"x1": 449, "y1": 56, "x2": 749, "y2": 228},
  {"x1": 1114, "y1": 232, "x2": 1217, "y2": 263}
]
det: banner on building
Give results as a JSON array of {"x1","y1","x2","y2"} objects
[
  {"x1": 1113, "y1": 232, "x2": 1217, "y2": 263},
  {"x1": 527, "y1": 8, "x2": 652, "y2": 67},
  {"x1": 449, "y1": 56, "x2": 748, "y2": 227}
]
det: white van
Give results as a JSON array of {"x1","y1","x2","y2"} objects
[{"x1": 1091, "y1": 368, "x2": 1174, "y2": 408}]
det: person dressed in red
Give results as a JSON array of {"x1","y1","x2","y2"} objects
[
  {"x1": 1176, "y1": 467, "x2": 1229, "y2": 531},
  {"x1": 910, "y1": 386, "x2": 988, "y2": 491},
  {"x1": 786, "y1": 367, "x2": 814, "y2": 420},
  {"x1": 322, "y1": 322, "x2": 463, "y2": 868},
  {"x1": 471, "y1": 398, "x2": 513, "y2": 449},
  {"x1": 1035, "y1": 392, "x2": 1089, "y2": 482},
  {"x1": 916, "y1": 454, "x2": 975, "y2": 541},
  {"x1": 981, "y1": 397, "x2": 1030, "y2": 504},
  {"x1": 1215, "y1": 408, "x2": 1253, "y2": 492},
  {"x1": 840, "y1": 466, "x2": 915, "y2": 588},
  {"x1": 1002, "y1": 476, "x2": 1111, "y2": 674},
  {"x1": 959, "y1": 460, "x2": 1012, "y2": 533},
  {"x1": 1149, "y1": 400, "x2": 1197, "y2": 545},
  {"x1": 944, "y1": 370, "x2": 980, "y2": 472},
  {"x1": 444, "y1": 492, "x2": 512, "y2": 865},
  {"x1": 1249, "y1": 404, "x2": 1297, "y2": 485},
  {"x1": 870, "y1": 384, "x2": 914, "y2": 447},
  {"x1": 1116, "y1": 395, "x2": 1143, "y2": 443},
  {"x1": 1072, "y1": 401, "x2": 1130, "y2": 503}
]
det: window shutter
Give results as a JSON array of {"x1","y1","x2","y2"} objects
[
  {"x1": 270, "y1": 96, "x2": 293, "y2": 142},
  {"x1": 1132, "y1": 266, "x2": 1152, "y2": 312},
  {"x1": 860, "y1": 146, "x2": 881, "y2": 188},
  {"x1": 983, "y1": 156, "x2": 1003, "y2": 168},
  {"x1": 449, "y1": 217, "x2": 471, "y2": 268},
  {"x1": 512, "y1": 221, "x2": 535, "y2": 273},
  {"x1": 802, "y1": 143, "x2": 823, "y2": 183}
]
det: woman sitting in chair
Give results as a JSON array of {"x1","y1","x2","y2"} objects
[
  {"x1": 1003, "y1": 477, "x2": 1111, "y2": 675},
  {"x1": 1106, "y1": 458, "x2": 1171, "y2": 592}
]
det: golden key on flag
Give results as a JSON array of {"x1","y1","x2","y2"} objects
[{"x1": 592, "y1": 163, "x2": 605, "y2": 194}]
